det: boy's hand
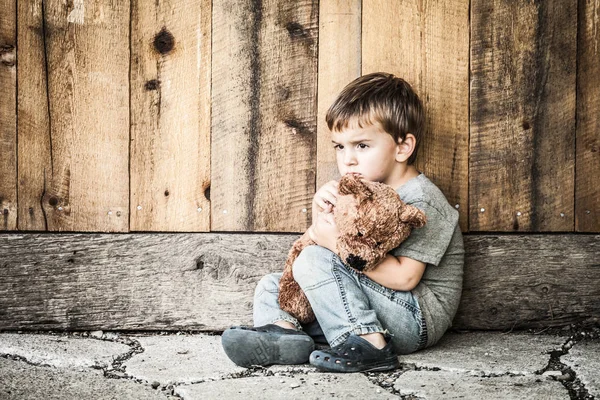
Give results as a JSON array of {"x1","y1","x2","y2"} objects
[
  {"x1": 308, "y1": 211, "x2": 339, "y2": 254},
  {"x1": 312, "y1": 180, "x2": 339, "y2": 223}
]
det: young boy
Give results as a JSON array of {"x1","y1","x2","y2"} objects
[{"x1": 222, "y1": 72, "x2": 464, "y2": 373}]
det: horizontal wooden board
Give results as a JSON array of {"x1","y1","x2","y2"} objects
[
  {"x1": 0, "y1": 233, "x2": 598, "y2": 331},
  {"x1": 454, "y1": 235, "x2": 600, "y2": 329}
]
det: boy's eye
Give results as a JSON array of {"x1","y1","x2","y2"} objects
[
  {"x1": 334, "y1": 144, "x2": 344, "y2": 150},
  {"x1": 357, "y1": 143, "x2": 368, "y2": 149}
]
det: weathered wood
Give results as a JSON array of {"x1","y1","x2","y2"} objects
[
  {"x1": 362, "y1": 0, "x2": 470, "y2": 232},
  {"x1": 130, "y1": 0, "x2": 211, "y2": 232},
  {"x1": 0, "y1": 0, "x2": 17, "y2": 230},
  {"x1": 18, "y1": 0, "x2": 130, "y2": 232},
  {"x1": 17, "y1": 0, "x2": 51, "y2": 231},
  {"x1": 1, "y1": 233, "x2": 598, "y2": 331},
  {"x1": 576, "y1": 0, "x2": 600, "y2": 232},
  {"x1": 211, "y1": 0, "x2": 318, "y2": 232},
  {"x1": 454, "y1": 235, "x2": 600, "y2": 329},
  {"x1": 316, "y1": 0, "x2": 361, "y2": 189},
  {"x1": 0, "y1": 233, "x2": 297, "y2": 330},
  {"x1": 470, "y1": 0, "x2": 577, "y2": 232}
]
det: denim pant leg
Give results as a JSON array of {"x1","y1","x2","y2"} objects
[
  {"x1": 253, "y1": 272, "x2": 328, "y2": 343},
  {"x1": 253, "y1": 272, "x2": 303, "y2": 330},
  {"x1": 292, "y1": 245, "x2": 425, "y2": 354}
]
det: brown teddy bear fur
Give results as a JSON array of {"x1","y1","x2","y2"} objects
[{"x1": 278, "y1": 174, "x2": 427, "y2": 324}]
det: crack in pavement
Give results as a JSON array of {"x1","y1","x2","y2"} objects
[
  {"x1": 95, "y1": 334, "x2": 185, "y2": 398},
  {"x1": 0, "y1": 352, "x2": 105, "y2": 371},
  {"x1": 540, "y1": 332, "x2": 596, "y2": 400}
]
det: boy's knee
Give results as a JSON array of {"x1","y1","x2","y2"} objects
[
  {"x1": 292, "y1": 245, "x2": 334, "y2": 285},
  {"x1": 255, "y1": 272, "x2": 281, "y2": 297}
]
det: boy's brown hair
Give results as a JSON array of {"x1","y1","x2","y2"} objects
[{"x1": 325, "y1": 72, "x2": 425, "y2": 165}]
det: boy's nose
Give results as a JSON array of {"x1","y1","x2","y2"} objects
[{"x1": 344, "y1": 152, "x2": 357, "y2": 165}]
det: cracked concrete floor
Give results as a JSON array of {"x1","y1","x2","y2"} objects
[{"x1": 0, "y1": 328, "x2": 598, "y2": 399}]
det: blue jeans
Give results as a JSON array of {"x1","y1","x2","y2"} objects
[{"x1": 253, "y1": 245, "x2": 427, "y2": 355}]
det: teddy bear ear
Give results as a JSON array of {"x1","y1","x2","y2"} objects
[
  {"x1": 400, "y1": 204, "x2": 427, "y2": 228},
  {"x1": 338, "y1": 174, "x2": 374, "y2": 198}
]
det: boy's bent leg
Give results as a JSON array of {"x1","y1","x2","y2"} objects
[
  {"x1": 253, "y1": 272, "x2": 301, "y2": 329},
  {"x1": 293, "y1": 246, "x2": 400, "y2": 372},
  {"x1": 292, "y1": 246, "x2": 385, "y2": 347},
  {"x1": 221, "y1": 272, "x2": 314, "y2": 367}
]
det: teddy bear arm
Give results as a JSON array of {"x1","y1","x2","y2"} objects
[
  {"x1": 277, "y1": 233, "x2": 317, "y2": 324},
  {"x1": 400, "y1": 204, "x2": 427, "y2": 228}
]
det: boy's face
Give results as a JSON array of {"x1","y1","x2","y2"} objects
[{"x1": 332, "y1": 121, "x2": 403, "y2": 186}]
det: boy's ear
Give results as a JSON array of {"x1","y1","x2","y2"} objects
[{"x1": 396, "y1": 133, "x2": 416, "y2": 163}]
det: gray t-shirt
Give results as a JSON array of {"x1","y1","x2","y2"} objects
[{"x1": 390, "y1": 173, "x2": 464, "y2": 347}]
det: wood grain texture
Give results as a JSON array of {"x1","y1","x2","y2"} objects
[
  {"x1": 576, "y1": 0, "x2": 600, "y2": 232},
  {"x1": 18, "y1": 0, "x2": 130, "y2": 232},
  {"x1": 0, "y1": 0, "x2": 17, "y2": 230},
  {"x1": 470, "y1": 0, "x2": 577, "y2": 232},
  {"x1": 130, "y1": 0, "x2": 211, "y2": 232},
  {"x1": 1, "y1": 233, "x2": 598, "y2": 331},
  {"x1": 211, "y1": 0, "x2": 318, "y2": 232},
  {"x1": 316, "y1": 0, "x2": 361, "y2": 189},
  {"x1": 0, "y1": 233, "x2": 298, "y2": 330},
  {"x1": 454, "y1": 235, "x2": 600, "y2": 329},
  {"x1": 17, "y1": 0, "x2": 51, "y2": 231},
  {"x1": 362, "y1": 0, "x2": 470, "y2": 232}
]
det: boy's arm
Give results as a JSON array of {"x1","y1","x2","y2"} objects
[{"x1": 363, "y1": 255, "x2": 425, "y2": 291}]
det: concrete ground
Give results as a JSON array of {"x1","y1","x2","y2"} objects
[{"x1": 0, "y1": 328, "x2": 598, "y2": 399}]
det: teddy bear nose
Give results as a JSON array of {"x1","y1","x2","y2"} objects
[{"x1": 346, "y1": 254, "x2": 366, "y2": 271}]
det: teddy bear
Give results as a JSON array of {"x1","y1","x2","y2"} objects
[{"x1": 278, "y1": 174, "x2": 427, "y2": 324}]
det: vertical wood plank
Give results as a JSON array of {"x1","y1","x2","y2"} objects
[
  {"x1": 362, "y1": 0, "x2": 470, "y2": 232},
  {"x1": 130, "y1": 0, "x2": 211, "y2": 232},
  {"x1": 470, "y1": 0, "x2": 577, "y2": 232},
  {"x1": 17, "y1": 0, "x2": 52, "y2": 231},
  {"x1": 212, "y1": 0, "x2": 318, "y2": 232},
  {"x1": 316, "y1": 0, "x2": 361, "y2": 189},
  {"x1": 0, "y1": 0, "x2": 17, "y2": 230},
  {"x1": 18, "y1": 0, "x2": 130, "y2": 232},
  {"x1": 576, "y1": 0, "x2": 600, "y2": 232}
]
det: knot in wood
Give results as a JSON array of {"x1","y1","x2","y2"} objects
[
  {"x1": 153, "y1": 28, "x2": 175, "y2": 55},
  {"x1": 144, "y1": 79, "x2": 160, "y2": 91},
  {"x1": 285, "y1": 22, "x2": 308, "y2": 39},
  {"x1": 0, "y1": 44, "x2": 16, "y2": 67}
]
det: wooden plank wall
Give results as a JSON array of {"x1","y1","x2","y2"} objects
[
  {"x1": 576, "y1": 0, "x2": 600, "y2": 232},
  {"x1": 0, "y1": 0, "x2": 598, "y2": 233},
  {"x1": 0, "y1": 0, "x2": 17, "y2": 231},
  {"x1": 130, "y1": 0, "x2": 211, "y2": 232},
  {"x1": 1, "y1": 233, "x2": 598, "y2": 331},
  {"x1": 211, "y1": 0, "x2": 318, "y2": 232},
  {"x1": 16, "y1": 0, "x2": 130, "y2": 232},
  {"x1": 362, "y1": 0, "x2": 470, "y2": 230},
  {"x1": 470, "y1": 0, "x2": 577, "y2": 232}
]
